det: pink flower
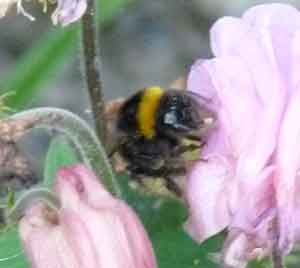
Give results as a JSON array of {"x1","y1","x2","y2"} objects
[
  {"x1": 19, "y1": 164, "x2": 157, "y2": 268},
  {"x1": 0, "y1": 0, "x2": 87, "y2": 26},
  {"x1": 186, "y1": 3, "x2": 300, "y2": 267}
]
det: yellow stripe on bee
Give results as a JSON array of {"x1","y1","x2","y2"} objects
[{"x1": 137, "y1": 86, "x2": 164, "y2": 138}]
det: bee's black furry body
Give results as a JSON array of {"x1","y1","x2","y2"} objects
[{"x1": 115, "y1": 87, "x2": 213, "y2": 193}]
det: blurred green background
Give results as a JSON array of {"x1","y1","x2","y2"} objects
[
  {"x1": 0, "y1": 0, "x2": 298, "y2": 175},
  {"x1": 0, "y1": 0, "x2": 298, "y2": 110}
]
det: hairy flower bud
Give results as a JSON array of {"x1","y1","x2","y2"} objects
[{"x1": 19, "y1": 164, "x2": 157, "y2": 268}]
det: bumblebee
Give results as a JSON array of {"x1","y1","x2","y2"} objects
[{"x1": 112, "y1": 86, "x2": 215, "y2": 194}]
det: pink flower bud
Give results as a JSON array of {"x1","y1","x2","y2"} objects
[
  {"x1": 19, "y1": 164, "x2": 157, "y2": 268},
  {"x1": 186, "y1": 3, "x2": 300, "y2": 267}
]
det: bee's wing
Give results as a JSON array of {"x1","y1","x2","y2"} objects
[{"x1": 184, "y1": 90, "x2": 213, "y2": 105}]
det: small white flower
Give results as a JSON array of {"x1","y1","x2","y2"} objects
[
  {"x1": 0, "y1": 0, "x2": 16, "y2": 17},
  {"x1": 0, "y1": 0, "x2": 87, "y2": 26},
  {"x1": 0, "y1": 0, "x2": 34, "y2": 20},
  {"x1": 51, "y1": 0, "x2": 87, "y2": 26}
]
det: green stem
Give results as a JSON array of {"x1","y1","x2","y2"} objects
[
  {"x1": 271, "y1": 219, "x2": 285, "y2": 268},
  {"x1": 9, "y1": 108, "x2": 121, "y2": 197},
  {"x1": 81, "y1": 0, "x2": 107, "y2": 145},
  {"x1": 271, "y1": 248, "x2": 285, "y2": 268}
]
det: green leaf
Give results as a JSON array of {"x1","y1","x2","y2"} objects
[
  {"x1": 119, "y1": 175, "x2": 223, "y2": 268},
  {"x1": 153, "y1": 229, "x2": 222, "y2": 268},
  {"x1": 44, "y1": 135, "x2": 79, "y2": 187},
  {"x1": 0, "y1": 228, "x2": 28, "y2": 268},
  {"x1": 1, "y1": 0, "x2": 132, "y2": 110}
]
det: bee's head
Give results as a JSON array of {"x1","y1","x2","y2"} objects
[{"x1": 156, "y1": 90, "x2": 216, "y2": 140}]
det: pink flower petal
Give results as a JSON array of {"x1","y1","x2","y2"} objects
[
  {"x1": 243, "y1": 4, "x2": 300, "y2": 29},
  {"x1": 117, "y1": 203, "x2": 157, "y2": 268},
  {"x1": 275, "y1": 88, "x2": 300, "y2": 253},
  {"x1": 79, "y1": 206, "x2": 139, "y2": 268},
  {"x1": 291, "y1": 193, "x2": 300, "y2": 243},
  {"x1": 223, "y1": 231, "x2": 252, "y2": 268},
  {"x1": 187, "y1": 59, "x2": 219, "y2": 110},
  {"x1": 54, "y1": 164, "x2": 156, "y2": 268},
  {"x1": 186, "y1": 3, "x2": 300, "y2": 265},
  {"x1": 243, "y1": 4, "x2": 300, "y2": 100},
  {"x1": 20, "y1": 165, "x2": 157, "y2": 268},
  {"x1": 203, "y1": 57, "x2": 262, "y2": 156},
  {"x1": 210, "y1": 15, "x2": 280, "y2": 105},
  {"x1": 55, "y1": 164, "x2": 115, "y2": 211},
  {"x1": 231, "y1": 166, "x2": 276, "y2": 233},
  {"x1": 223, "y1": 229, "x2": 272, "y2": 268},
  {"x1": 19, "y1": 203, "x2": 80, "y2": 268},
  {"x1": 60, "y1": 209, "x2": 99, "y2": 268},
  {"x1": 184, "y1": 158, "x2": 232, "y2": 242}
]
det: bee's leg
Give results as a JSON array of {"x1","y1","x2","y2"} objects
[
  {"x1": 153, "y1": 165, "x2": 185, "y2": 196},
  {"x1": 195, "y1": 157, "x2": 209, "y2": 163},
  {"x1": 108, "y1": 145, "x2": 119, "y2": 158},
  {"x1": 171, "y1": 143, "x2": 201, "y2": 156},
  {"x1": 185, "y1": 134, "x2": 202, "y2": 142},
  {"x1": 127, "y1": 164, "x2": 182, "y2": 194},
  {"x1": 108, "y1": 137, "x2": 128, "y2": 158},
  {"x1": 171, "y1": 140, "x2": 206, "y2": 157},
  {"x1": 131, "y1": 165, "x2": 185, "y2": 177},
  {"x1": 126, "y1": 165, "x2": 142, "y2": 178},
  {"x1": 172, "y1": 144, "x2": 209, "y2": 164},
  {"x1": 185, "y1": 136, "x2": 207, "y2": 148},
  {"x1": 164, "y1": 176, "x2": 182, "y2": 196},
  {"x1": 125, "y1": 165, "x2": 152, "y2": 191}
]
